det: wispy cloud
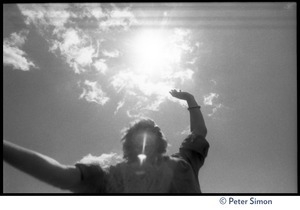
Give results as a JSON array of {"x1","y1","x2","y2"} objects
[
  {"x1": 102, "y1": 50, "x2": 120, "y2": 58},
  {"x1": 180, "y1": 126, "x2": 190, "y2": 135},
  {"x1": 93, "y1": 59, "x2": 108, "y2": 74},
  {"x1": 3, "y1": 30, "x2": 37, "y2": 71},
  {"x1": 171, "y1": 68, "x2": 194, "y2": 84},
  {"x1": 143, "y1": 96, "x2": 167, "y2": 112},
  {"x1": 51, "y1": 28, "x2": 96, "y2": 74},
  {"x1": 79, "y1": 80, "x2": 110, "y2": 105},
  {"x1": 72, "y1": 3, "x2": 105, "y2": 19},
  {"x1": 110, "y1": 69, "x2": 175, "y2": 113},
  {"x1": 204, "y1": 93, "x2": 219, "y2": 106},
  {"x1": 114, "y1": 100, "x2": 125, "y2": 115},
  {"x1": 18, "y1": 4, "x2": 71, "y2": 34},
  {"x1": 19, "y1": 5, "x2": 96, "y2": 75},
  {"x1": 203, "y1": 92, "x2": 224, "y2": 117},
  {"x1": 17, "y1": 4, "x2": 130, "y2": 75},
  {"x1": 126, "y1": 110, "x2": 147, "y2": 119},
  {"x1": 99, "y1": 5, "x2": 137, "y2": 31}
]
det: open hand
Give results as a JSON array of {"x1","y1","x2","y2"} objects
[{"x1": 169, "y1": 89, "x2": 194, "y2": 101}]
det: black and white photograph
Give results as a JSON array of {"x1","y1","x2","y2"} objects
[{"x1": 3, "y1": 3, "x2": 297, "y2": 195}]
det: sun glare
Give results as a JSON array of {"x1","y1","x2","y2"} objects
[
  {"x1": 124, "y1": 28, "x2": 187, "y2": 98},
  {"x1": 134, "y1": 30, "x2": 165, "y2": 63},
  {"x1": 131, "y1": 29, "x2": 181, "y2": 77}
]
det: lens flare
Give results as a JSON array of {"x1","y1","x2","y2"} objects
[
  {"x1": 138, "y1": 133, "x2": 147, "y2": 165},
  {"x1": 138, "y1": 154, "x2": 147, "y2": 165}
]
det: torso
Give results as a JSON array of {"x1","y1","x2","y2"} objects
[{"x1": 106, "y1": 156, "x2": 176, "y2": 193}]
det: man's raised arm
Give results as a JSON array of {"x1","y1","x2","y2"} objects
[{"x1": 169, "y1": 89, "x2": 207, "y2": 137}]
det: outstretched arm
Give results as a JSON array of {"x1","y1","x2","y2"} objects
[
  {"x1": 170, "y1": 89, "x2": 207, "y2": 137},
  {"x1": 3, "y1": 140, "x2": 81, "y2": 191}
]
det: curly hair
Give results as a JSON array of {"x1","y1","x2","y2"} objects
[{"x1": 121, "y1": 118, "x2": 168, "y2": 161}]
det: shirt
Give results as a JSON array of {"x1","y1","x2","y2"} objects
[{"x1": 71, "y1": 134, "x2": 209, "y2": 194}]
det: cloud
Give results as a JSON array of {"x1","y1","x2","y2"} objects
[
  {"x1": 93, "y1": 59, "x2": 108, "y2": 74},
  {"x1": 110, "y1": 70, "x2": 135, "y2": 93},
  {"x1": 89, "y1": 5, "x2": 106, "y2": 19},
  {"x1": 126, "y1": 110, "x2": 147, "y2": 119},
  {"x1": 180, "y1": 126, "x2": 190, "y2": 135},
  {"x1": 60, "y1": 29, "x2": 81, "y2": 49},
  {"x1": 72, "y1": 3, "x2": 106, "y2": 19},
  {"x1": 114, "y1": 100, "x2": 125, "y2": 115},
  {"x1": 102, "y1": 50, "x2": 120, "y2": 58},
  {"x1": 75, "y1": 46, "x2": 96, "y2": 66},
  {"x1": 99, "y1": 5, "x2": 137, "y2": 31},
  {"x1": 51, "y1": 28, "x2": 97, "y2": 74},
  {"x1": 77, "y1": 153, "x2": 123, "y2": 169},
  {"x1": 172, "y1": 28, "x2": 193, "y2": 53},
  {"x1": 17, "y1": 4, "x2": 135, "y2": 74},
  {"x1": 110, "y1": 67, "x2": 191, "y2": 116},
  {"x1": 171, "y1": 68, "x2": 194, "y2": 84},
  {"x1": 204, "y1": 93, "x2": 219, "y2": 106},
  {"x1": 3, "y1": 30, "x2": 37, "y2": 71},
  {"x1": 18, "y1": 5, "x2": 92, "y2": 74},
  {"x1": 143, "y1": 96, "x2": 166, "y2": 112},
  {"x1": 203, "y1": 92, "x2": 224, "y2": 117},
  {"x1": 18, "y1": 4, "x2": 71, "y2": 34},
  {"x1": 110, "y1": 70, "x2": 174, "y2": 97},
  {"x1": 210, "y1": 104, "x2": 224, "y2": 117},
  {"x1": 79, "y1": 80, "x2": 110, "y2": 105},
  {"x1": 18, "y1": 3, "x2": 136, "y2": 34}
]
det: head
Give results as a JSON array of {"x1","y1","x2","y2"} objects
[{"x1": 121, "y1": 118, "x2": 168, "y2": 162}]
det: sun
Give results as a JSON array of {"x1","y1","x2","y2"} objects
[
  {"x1": 134, "y1": 30, "x2": 165, "y2": 64},
  {"x1": 130, "y1": 29, "x2": 181, "y2": 77},
  {"x1": 123, "y1": 28, "x2": 185, "y2": 98}
]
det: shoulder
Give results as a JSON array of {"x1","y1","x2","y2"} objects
[
  {"x1": 180, "y1": 133, "x2": 210, "y2": 157},
  {"x1": 167, "y1": 155, "x2": 190, "y2": 169}
]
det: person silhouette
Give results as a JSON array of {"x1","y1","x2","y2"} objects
[{"x1": 3, "y1": 89, "x2": 209, "y2": 193}]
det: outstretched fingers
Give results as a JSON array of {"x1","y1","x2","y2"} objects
[{"x1": 169, "y1": 89, "x2": 181, "y2": 97}]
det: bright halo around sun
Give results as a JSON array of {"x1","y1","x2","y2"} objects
[{"x1": 130, "y1": 29, "x2": 182, "y2": 78}]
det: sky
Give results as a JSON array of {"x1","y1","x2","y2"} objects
[{"x1": 3, "y1": 3, "x2": 297, "y2": 193}]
